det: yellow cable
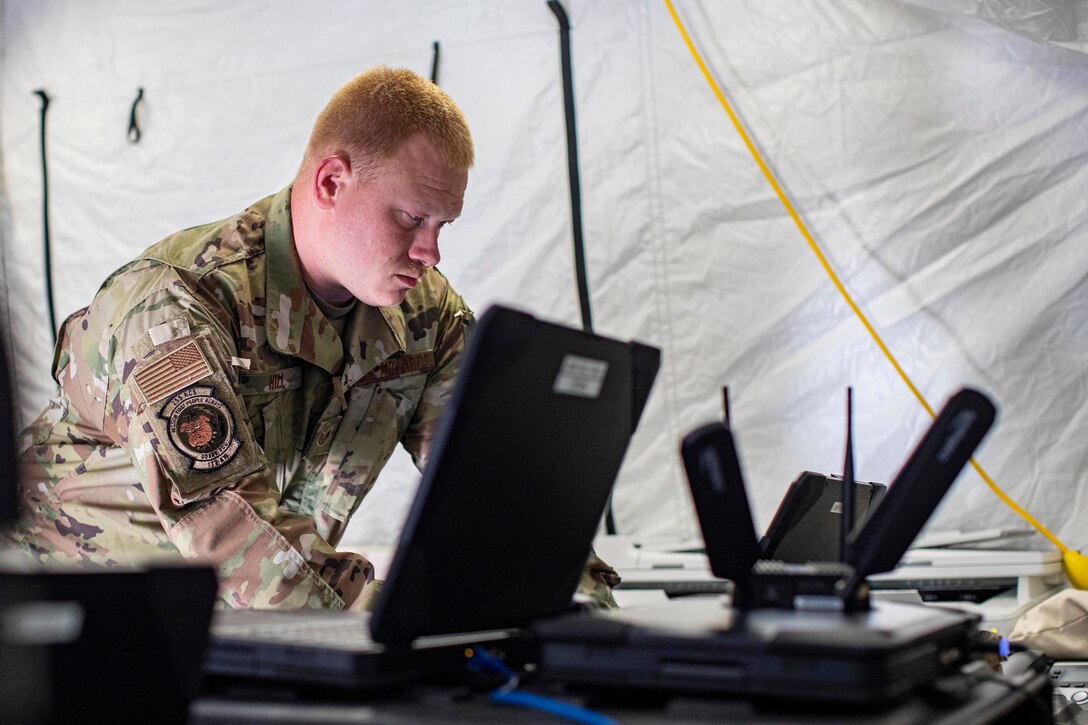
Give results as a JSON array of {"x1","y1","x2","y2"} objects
[{"x1": 663, "y1": 0, "x2": 1069, "y2": 554}]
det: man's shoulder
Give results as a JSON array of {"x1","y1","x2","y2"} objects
[
  {"x1": 138, "y1": 192, "x2": 282, "y2": 277},
  {"x1": 403, "y1": 267, "x2": 467, "y2": 319},
  {"x1": 395, "y1": 267, "x2": 472, "y2": 343},
  {"x1": 84, "y1": 192, "x2": 288, "y2": 335},
  {"x1": 415, "y1": 266, "x2": 456, "y2": 299}
]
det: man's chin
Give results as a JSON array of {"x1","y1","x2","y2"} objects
[{"x1": 356, "y1": 290, "x2": 408, "y2": 308}]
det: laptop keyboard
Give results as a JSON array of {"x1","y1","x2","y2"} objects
[
  {"x1": 211, "y1": 609, "x2": 376, "y2": 649},
  {"x1": 616, "y1": 579, "x2": 732, "y2": 595}
]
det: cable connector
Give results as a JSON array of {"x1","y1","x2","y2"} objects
[{"x1": 464, "y1": 647, "x2": 619, "y2": 725}]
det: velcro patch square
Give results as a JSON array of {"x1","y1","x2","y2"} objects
[{"x1": 133, "y1": 341, "x2": 212, "y2": 404}]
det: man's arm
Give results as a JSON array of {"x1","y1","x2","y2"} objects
[
  {"x1": 399, "y1": 286, "x2": 474, "y2": 470},
  {"x1": 99, "y1": 276, "x2": 376, "y2": 609}
]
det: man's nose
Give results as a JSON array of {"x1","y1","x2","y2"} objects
[{"x1": 409, "y1": 229, "x2": 441, "y2": 268}]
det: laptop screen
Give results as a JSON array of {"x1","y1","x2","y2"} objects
[{"x1": 370, "y1": 305, "x2": 660, "y2": 643}]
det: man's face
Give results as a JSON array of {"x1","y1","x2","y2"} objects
[{"x1": 322, "y1": 134, "x2": 468, "y2": 307}]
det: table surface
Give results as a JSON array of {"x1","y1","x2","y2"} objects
[{"x1": 190, "y1": 651, "x2": 1054, "y2": 725}]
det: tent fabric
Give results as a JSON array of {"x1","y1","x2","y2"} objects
[
  {"x1": 904, "y1": 0, "x2": 1088, "y2": 52},
  {"x1": 2, "y1": 1, "x2": 1087, "y2": 555}
]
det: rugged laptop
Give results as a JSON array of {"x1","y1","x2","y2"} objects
[{"x1": 204, "y1": 304, "x2": 660, "y2": 689}]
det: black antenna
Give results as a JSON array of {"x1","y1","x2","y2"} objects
[
  {"x1": 840, "y1": 387, "x2": 854, "y2": 561},
  {"x1": 843, "y1": 388, "x2": 996, "y2": 594},
  {"x1": 722, "y1": 386, "x2": 731, "y2": 429},
  {"x1": 681, "y1": 422, "x2": 759, "y2": 609}
]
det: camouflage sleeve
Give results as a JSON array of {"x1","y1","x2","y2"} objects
[
  {"x1": 106, "y1": 271, "x2": 375, "y2": 609},
  {"x1": 400, "y1": 285, "x2": 474, "y2": 470},
  {"x1": 578, "y1": 547, "x2": 622, "y2": 609}
]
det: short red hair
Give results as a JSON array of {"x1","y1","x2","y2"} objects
[{"x1": 303, "y1": 66, "x2": 474, "y2": 177}]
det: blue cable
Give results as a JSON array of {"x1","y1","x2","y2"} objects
[
  {"x1": 491, "y1": 690, "x2": 620, "y2": 725},
  {"x1": 466, "y1": 648, "x2": 620, "y2": 725}
]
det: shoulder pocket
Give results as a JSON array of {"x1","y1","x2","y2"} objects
[{"x1": 131, "y1": 330, "x2": 263, "y2": 502}]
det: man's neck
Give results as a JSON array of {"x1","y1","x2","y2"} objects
[{"x1": 289, "y1": 181, "x2": 355, "y2": 308}]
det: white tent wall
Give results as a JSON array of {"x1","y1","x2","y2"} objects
[{"x1": 1, "y1": 1, "x2": 1087, "y2": 556}]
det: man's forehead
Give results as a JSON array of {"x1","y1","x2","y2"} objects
[{"x1": 380, "y1": 157, "x2": 467, "y2": 211}]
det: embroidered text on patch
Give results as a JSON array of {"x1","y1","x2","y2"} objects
[
  {"x1": 133, "y1": 341, "x2": 212, "y2": 404},
  {"x1": 359, "y1": 350, "x2": 435, "y2": 385},
  {"x1": 160, "y1": 385, "x2": 242, "y2": 471}
]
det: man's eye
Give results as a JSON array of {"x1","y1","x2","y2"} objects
[{"x1": 401, "y1": 212, "x2": 423, "y2": 227}]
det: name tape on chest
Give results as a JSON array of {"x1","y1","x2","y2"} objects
[
  {"x1": 359, "y1": 350, "x2": 435, "y2": 385},
  {"x1": 133, "y1": 340, "x2": 213, "y2": 404},
  {"x1": 237, "y1": 366, "x2": 303, "y2": 394}
]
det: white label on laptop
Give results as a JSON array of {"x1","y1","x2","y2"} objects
[
  {"x1": 553, "y1": 355, "x2": 609, "y2": 398},
  {"x1": 2, "y1": 601, "x2": 85, "y2": 644}
]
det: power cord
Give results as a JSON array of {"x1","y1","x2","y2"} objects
[
  {"x1": 465, "y1": 647, "x2": 619, "y2": 725},
  {"x1": 963, "y1": 664, "x2": 1053, "y2": 721},
  {"x1": 971, "y1": 630, "x2": 1026, "y2": 659},
  {"x1": 965, "y1": 633, "x2": 1052, "y2": 721}
]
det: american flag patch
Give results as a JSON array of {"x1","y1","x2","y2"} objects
[{"x1": 133, "y1": 341, "x2": 212, "y2": 404}]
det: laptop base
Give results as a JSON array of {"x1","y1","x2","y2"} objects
[
  {"x1": 204, "y1": 609, "x2": 518, "y2": 691},
  {"x1": 532, "y1": 598, "x2": 980, "y2": 706}
]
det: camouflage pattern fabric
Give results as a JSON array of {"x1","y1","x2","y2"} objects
[
  {"x1": 8, "y1": 186, "x2": 620, "y2": 610},
  {"x1": 580, "y1": 549, "x2": 622, "y2": 609}
]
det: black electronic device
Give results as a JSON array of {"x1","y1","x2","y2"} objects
[
  {"x1": 1, "y1": 566, "x2": 217, "y2": 725},
  {"x1": 205, "y1": 304, "x2": 660, "y2": 689},
  {"x1": 531, "y1": 387, "x2": 998, "y2": 705},
  {"x1": 840, "y1": 386, "x2": 856, "y2": 562},
  {"x1": 371, "y1": 305, "x2": 660, "y2": 642},
  {"x1": 842, "y1": 387, "x2": 997, "y2": 594},
  {"x1": 679, "y1": 422, "x2": 759, "y2": 608},
  {"x1": 759, "y1": 389, "x2": 888, "y2": 563},
  {"x1": 688, "y1": 387, "x2": 995, "y2": 610},
  {"x1": 1050, "y1": 662, "x2": 1088, "y2": 705},
  {"x1": 758, "y1": 471, "x2": 887, "y2": 562},
  {"x1": 682, "y1": 419, "x2": 866, "y2": 611}
]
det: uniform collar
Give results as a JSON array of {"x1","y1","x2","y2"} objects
[
  {"x1": 342, "y1": 304, "x2": 409, "y2": 388},
  {"x1": 264, "y1": 185, "x2": 406, "y2": 378}
]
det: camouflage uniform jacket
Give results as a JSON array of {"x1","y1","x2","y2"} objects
[{"x1": 11, "y1": 186, "x2": 473, "y2": 610}]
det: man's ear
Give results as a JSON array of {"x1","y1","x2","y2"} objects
[{"x1": 312, "y1": 155, "x2": 352, "y2": 210}]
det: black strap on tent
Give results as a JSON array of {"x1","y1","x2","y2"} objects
[
  {"x1": 33, "y1": 89, "x2": 58, "y2": 345},
  {"x1": 547, "y1": 0, "x2": 593, "y2": 335},
  {"x1": 547, "y1": 2, "x2": 617, "y2": 536},
  {"x1": 430, "y1": 41, "x2": 441, "y2": 85},
  {"x1": 128, "y1": 87, "x2": 145, "y2": 144}
]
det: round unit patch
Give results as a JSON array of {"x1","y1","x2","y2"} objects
[{"x1": 160, "y1": 385, "x2": 242, "y2": 471}]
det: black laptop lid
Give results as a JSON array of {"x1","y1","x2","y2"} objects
[
  {"x1": 370, "y1": 305, "x2": 660, "y2": 643},
  {"x1": 759, "y1": 472, "x2": 887, "y2": 563}
]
